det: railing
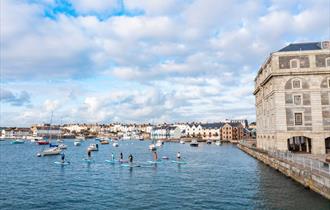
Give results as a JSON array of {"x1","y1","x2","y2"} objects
[{"x1": 239, "y1": 141, "x2": 330, "y2": 176}]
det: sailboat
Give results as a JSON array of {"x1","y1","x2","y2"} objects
[{"x1": 38, "y1": 112, "x2": 62, "y2": 156}]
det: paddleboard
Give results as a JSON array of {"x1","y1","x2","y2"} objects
[
  {"x1": 121, "y1": 163, "x2": 140, "y2": 168},
  {"x1": 83, "y1": 158, "x2": 95, "y2": 163},
  {"x1": 171, "y1": 160, "x2": 187, "y2": 164},
  {"x1": 105, "y1": 160, "x2": 117, "y2": 164},
  {"x1": 147, "y1": 160, "x2": 162, "y2": 164},
  {"x1": 119, "y1": 160, "x2": 129, "y2": 163},
  {"x1": 54, "y1": 161, "x2": 70, "y2": 165}
]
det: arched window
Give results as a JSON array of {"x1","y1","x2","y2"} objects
[{"x1": 290, "y1": 59, "x2": 299, "y2": 69}]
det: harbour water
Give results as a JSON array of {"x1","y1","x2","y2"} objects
[{"x1": 0, "y1": 140, "x2": 329, "y2": 209}]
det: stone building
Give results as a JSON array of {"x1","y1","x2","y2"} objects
[{"x1": 254, "y1": 41, "x2": 330, "y2": 154}]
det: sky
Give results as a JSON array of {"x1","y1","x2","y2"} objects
[{"x1": 0, "y1": 0, "x2": 329, "y2": 127}]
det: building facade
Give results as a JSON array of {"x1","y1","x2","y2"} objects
[{"x1": 254, "y1": 41, "x2": 330, "y2": 154}]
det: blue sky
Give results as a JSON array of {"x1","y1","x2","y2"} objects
[{"x1": 1, "y1": 0, "x2": 329, "y2": 126}]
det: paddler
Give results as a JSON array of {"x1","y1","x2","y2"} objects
[
  {"x1": 128, "y1": 154, "x2": 133, "y2": 164},
  {"x1": 61, "y1": 152, "x2": 65, "y2": 163},
  {"x1": 176, "y1": 152, "x2": 181, "y2": 160},
  {"x1": 153, "y1": 151, "x2": 158, "y2": 161},
  {"x1": 120, "y1": 152, "x2": 123, "y2": 161},
  {"x1": 87, "y1": 150, "x2": 92, "y2": 159},
  {"x1": 111, "y1": 152, "x2": 115, "y2": 161}
]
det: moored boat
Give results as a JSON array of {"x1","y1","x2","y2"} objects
[
  {"x1": 88, "y1": 144, "x2": 99, "y2": 151},
  {"x1": 58, "y1": 144, "x2": 68, "y2": 149},
  {"x1": 74, "y1": 141, "x2": 81, "y2": 146},
  {"x1": 38, "y1": 147, "x2": 62, "y2": 156},
  {"x1": 215, "y1": 140, "x2": 221, "y2": 146},
  {"x1": 180, "y1": 140, "x2": 185, "y2": 144},
  {"x1": 100, "y1": 140, "x2": 109, "y2": 144},
  {"x1": 190, "y1": 139, "x2": 199, "y2": 147},
  {"x1": 112, "y1": 142, "x2": 119, "y2": 147},
  {"x1": 11, "y1": 139, "x2": 25, "y2": 144}
]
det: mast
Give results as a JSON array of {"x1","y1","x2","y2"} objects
[{"x1": 48, "y1": 111, "x2": 53, "y2": 143}]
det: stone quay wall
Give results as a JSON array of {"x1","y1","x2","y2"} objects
[{"x1": 237, "y1": 143, "x2": 330, "y2": 200}]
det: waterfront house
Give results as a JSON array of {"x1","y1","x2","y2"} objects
[
  {"x1": 201, "y1": 122, "x2": 223, "y2": 140},
  {"x1": 221, "y1": 122, "x2": 244, "y2": 142},
  {"x1": 31, "y1": 124, "x2": 61, "y2": 138},
  {"x1": 1, "y1": 127, "x2": 31, "y2": 139},
  {"x1": 151, "y1": 125, "x2": 182, "y2": 140},
  {"x1": 254, "y1": 41, "x2": 330, "y2": 154}
]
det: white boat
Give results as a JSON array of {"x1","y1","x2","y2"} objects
[
  {"x1": 76, "y1": 136, "x2": 86, "y2": 140},
  {"x1": 58, "y1": 144, "x2": 68, "y2": 149},
  {"x1": 180, "y1": 140, "x2": 185, "y2": 144},
  {"x1": 190, "y1": 139, "x2": 199, "y2": 147},
  {"x1": 74, "y1": 141, "x2": 81, "y2": 146},
  {"x1": 57, "y1": 139, "x2": 64, "y2": 143},
  {"x1": 149, "y1": 144, "x2": 156, "y2": 151},
  {"x1": 88, "y1": 144, "x2": 98, "y2": 151},
  {"x1": 112, "y1": 142, "x2": 119, "y2": 147},
  {"x1": 215, "y1": 140, "x2": 221, "y2": 146},
  {"x1": 39, "y1": 147, "x2": 62, "y2": 156},
  {"x1": 156, "y1": 140, "x2": 163, "y2": 147}
]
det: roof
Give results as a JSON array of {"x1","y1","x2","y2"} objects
[
  {"x1": 201, "y1": 122, "x2": 224, "y2": 129},
  {"x1": 278, "y1": 42, "x2": 322, "y2": 52}
]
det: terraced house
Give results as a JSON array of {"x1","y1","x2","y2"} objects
[{"x1": 254, "y1": 41, "x2": 330, "y2": 154}]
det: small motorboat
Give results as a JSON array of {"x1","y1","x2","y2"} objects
[
  {"x1": 49, "y1": 143, "x2": 58, "y2": 147},
  {"x1": 38, "y1": 147, "x2": 62, "y2": 156},
  {"x1": 11, "y1": 139, "x2": 25, "y2": 144},
  {"x1": 37, "y1": 140, "x2": 49, "y2": 145},
  {"x1": 206, "y1": 140, "x2": 212, "y2": 144},
  {"x1": 58, "y1": 144, "x2": 68, "y2": 149},
  {"x1": 74, "y1": 141, "x2": 81, "y2": 146},
  {"x1": 139, "y1": 137, "x2": 144, "y2": 141},
  {"x1": 180, "y1": 140, "x2": 185, "y2": 144},
  {"x1": 190, "y1": 139, "x2": 199, "y2": 147},
  {"x1": 100, "y1": 140, "x2": 109, "y2": 144},
  {"x1": 112, "y1": 142, "x2": 119, "y2": 147},
  {"x1": 149, "y1": 144, "x2": 157, "y2": 151},
  {"x1": 156, "y1": 140, "x2": 163, "y2": 147},
  {"x1": 88, "y1": 144, "x2": 99, "y2": 151},
  {"x1": 57, "y1": 139, "x2": 64, "y2": 143},
  {"x1": 215, "y1": 140, "x2": 221, "y2": 146}
]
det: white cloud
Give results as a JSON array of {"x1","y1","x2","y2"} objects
[{"x1": 1, "y1": 0, "x2": 328, "y2": 126}]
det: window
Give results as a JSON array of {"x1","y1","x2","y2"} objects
[
  {"x1": 326, "y1": 58, "x2": 330, "y2": 67},
  {"x1": 293, "y1": 95, "x2": 302, "y2": 105},
  {"x1": 292, "y1": 79, "x2": 301, "y2": 89},
  {"x1": 294, "y1": 113, "x2": 303, "y2": 126},
  {"x1": 290, "y1": 59, "x2": 299, "y2": 68}
]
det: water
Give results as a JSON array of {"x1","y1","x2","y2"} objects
[{"x1": 0, "y1": 140, "x2": 329, "y2": 210}]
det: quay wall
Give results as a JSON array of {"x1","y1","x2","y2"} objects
[{"x1": 237, "y1": 144, "x2": 330, "y2": 200}]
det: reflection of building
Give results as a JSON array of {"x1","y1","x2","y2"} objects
[{"x1": 254, "y1": 41, "x2": 330, "y2": 154}]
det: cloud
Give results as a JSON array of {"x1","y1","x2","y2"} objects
[
  {"x1": 0, "y1": 89, "x2": 31, "y2": 106},
  {"x1": 0, "y1": 0, "x2": 329, "y2": 126}
]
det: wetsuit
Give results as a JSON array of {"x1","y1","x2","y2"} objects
[
  {"x1": 111, "y1": 153, "x2": 115, "y2": 161},
  {"x1": 88, "y1": 150, "x2": 91, "y2": 159},
  {"x1": 154, "y1": 152, "x2": 158, "y2": 161},
  {"x1": 120, "y1": 153, "x2": 123, "y2": 161},
  {"x1": 129, "y1": 154, "x2": 133, "y2": 163},
  {"x1": 61, "y1": 153, "x2": 65, "y2": 163}
]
